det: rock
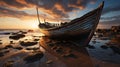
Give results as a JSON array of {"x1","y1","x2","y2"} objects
[
  {"x1": 86, "y1": 45, "x2": 95, "y2": 49},
  {"x1": 4, "y1": 45, "x2": 13, "y2": 49},
  {"x1": 20, "y1": 41, "x2": 38, "y2": 46},
  {"x1": 55, "y1": 47, "x2": 63, "y2": 53},
  {"x1": 26, "y1": 48, "x2": 32, "y2": 50},
  {"x1": 92, "y1": 40, "x2": 96, "y2": 44},
  {"x1": 0, "y1": 42, "x2": 2, "y2": 45},
  {"x1": 25, "y1": 39, "x2": 28, "y2": 41},
  {"x1": 46, "y1": 60, "x2": 53, "y2": 64},
  {"x1": 9, "y1": 34, "x2": 25, "y2": 40},
  {"x1": 0, "y1": 52, "x2": 4, "y2": 57},
  {"x1": 101, "y1": 45, "x2": 108, "y2": 49},
  {"x1": 110, "y1": 46, "x2": 120, "y2": 54},
  {"x1": 11, "y1": 32, "x2": 18, "y2": 35},
  {"x1": 33, "y1": 36, "x2": 41, "y2": 38},
  {"x1": 48, "y1": 43, "x2": 54, "y2": 47},
  {"x1": 23, "y1": 51, "x2": 44, "y2": 63},
  {"x1": 14, "y1": 47, "x2": 23, "y2": 50},
  {"x1": 26, "y1": 47, "x2": 39, "y2": 50},
  {"x1": 28, "y1": 30, "x2": 34, "y2": 32},
  {"x1": 3, "y1": 32, "x2": 11, "y2": 35},
  {"x1": 19, "y1": 31, "x2": 27, "y2": 34},
  {"x1": 32, "y1": 47, "x2": 39, "y2": 50},
  {"x1": 34, "y1": 39, "x2": 40, "y2": 41},
  {"x1": 51, "y1": 46, "x2": 57, "y2": 50},
  {"x1": 10, "y1": 41, "x2": 13, "y2": 44}
]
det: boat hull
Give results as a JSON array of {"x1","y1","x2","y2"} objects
[
  {"x1": 39, "y1": 2, "x2": 104, "y2": 43},
  {"x1": 39, "y1": 20, "x2": 92, "y2": 39},
  {"x1": 40, "y1": 28, "x2": 91, "y2": 39}
]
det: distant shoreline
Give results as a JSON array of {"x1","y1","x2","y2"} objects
[{"x1": 0, "y1": 28, "x2": 39, "y2": 31}]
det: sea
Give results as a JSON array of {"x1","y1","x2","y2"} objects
[{"x1": 0, "y1": 29, "x2": 120, "y2": 67}]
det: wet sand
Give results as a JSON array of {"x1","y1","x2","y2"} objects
[
  {"x1": 0, "y1": 47, "x2": 66, "y2": 67},
  {"x1": 0, "y1": 30, "x2": 120, "y2": 67}
]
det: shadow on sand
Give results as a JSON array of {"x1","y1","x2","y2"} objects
[{"x1": 40, "y1": 37, "x2": 94, "y2": 67}]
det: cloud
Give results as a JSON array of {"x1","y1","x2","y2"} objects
[
  {"x1": 34, "y1": 0, "x2": 97, "y2": 18},
  {"x1": 0, "y1": 0, "x2": 29, "y2": 9},
  {"x1": 0, "y1": 0, "x2": 97, "y2": 19},
  {"x1": 101, "y1": 15, "x2": 120, "y2": 20},
  {"x1": 100, "y1": 19, "x2": 120, "y2": 25},
  {"x1": 0, "y1": 6, "x2": 36, "y2": 20},
  {"x1": 98, "y1": 18, "x2": 120, "y2": 29},
  {"x1": 99, "y1": 15, "x2": 120, "y2": 29},
  {"x1": 0, "y1": 6, "x2": 70, "y2": 22},
  {"x1": 100, "y1": 5, "x2": 120, "y2": 28},
  {"x1": 100, "y1": 15, "x2": 120, "y2": 25},
  {"x1": 102, "y1": 5, "x2": 120, "y2": 15}
]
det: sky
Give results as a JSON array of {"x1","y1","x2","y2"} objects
[{"x1": 0, "y1": 0, "x2": 120, "y2": 29}]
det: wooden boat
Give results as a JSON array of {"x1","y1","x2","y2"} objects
[{"x1": 37, "y1": 2, "x2": 104, "y2": 44}]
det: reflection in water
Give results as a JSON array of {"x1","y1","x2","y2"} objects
[{"x1": 87, "y1": 38, "x2": 120, "y2": 67}]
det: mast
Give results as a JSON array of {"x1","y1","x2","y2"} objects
[
  {"x1": 36, "y1": 7, "x2": 41, "y2": 24},
  {"x1": 44, "y1": 18, "x2": 46, "y2": 23}
]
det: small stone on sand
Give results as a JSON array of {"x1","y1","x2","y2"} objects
[
  {"x1": 46, "y1": 60, "x2": 53, "y2": 64},
  {"x1": 23, "y1": 51, "x2": 44, "y2": 63}
]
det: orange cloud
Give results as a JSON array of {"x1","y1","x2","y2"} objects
[
  {"x1": 0, "y1": 0, "x2": 97, "y2": 22},
  {"x1": 0, "y1": 0, "x2": 27, "y2": 9}
]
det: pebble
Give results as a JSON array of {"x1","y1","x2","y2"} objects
[{"x1": 46, "y1": 60, "x2": 53, "y2": 64}]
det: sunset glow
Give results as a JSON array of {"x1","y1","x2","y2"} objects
[
  {"x1": 29, "y1": 21, "x2": 39, "y2": 29},
  {"x1": 0, "y1": 0, "x2": 120, "y2": 29}
]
